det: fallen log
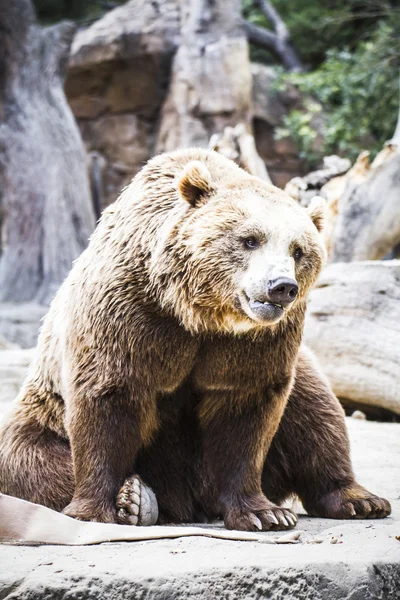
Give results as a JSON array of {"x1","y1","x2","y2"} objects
[{"x1": 304, "y1": 261, "x2": 400, "y2": 416}]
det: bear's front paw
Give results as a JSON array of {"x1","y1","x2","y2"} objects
[
  {"x1": 307, "y1": 484, "x2": 391, "y2": 519},
  {"x1": 116, "y1": 475, "x2": 159, "y2": 526},
  {"x1": 225, "y1": 504, "x2": 297, "y2": 532}
]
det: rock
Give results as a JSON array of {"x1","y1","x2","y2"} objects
[
  {"x1": 0, "y1": 418, "x2": 399, "y2": 598},
  {"x1": 0, "y1": 303, "x2": 47, "y2": 349},
  {"x1": 69, "y1": 0, "x2": 180, "y2": 72},
  {"x1": 304, "y1": 261, "x2": 400, "y2": 415},
  {"x1": 66, "y1": 7, "x2": 308, "y2": 211},
  {"x1": 251, "y1": 63, "x2": 304, "y2": 188},
  {"x1": 65, "y1": 0, "x2": 180, "y2": 208},
  {"x1": 81, "y1": 113, "x2": 151, "y2": 205},
  {"x1": 251, "y1": 64, "x2": 289, "y2": 127}
]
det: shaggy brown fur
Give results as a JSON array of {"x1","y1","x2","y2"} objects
[
  {"x1": 137, "y1": 348, "x2": 390, "y2": 524},
  {"x1": 0, "y1": 149, "x2": 390, "y2": 530}
]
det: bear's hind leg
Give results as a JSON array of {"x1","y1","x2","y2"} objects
[
  {"x1": 262, "y1": 348, "x2": 391, "y2": 520},
  {"x1": 0, "y1": 411, "x2": 74, "y2": 512}
]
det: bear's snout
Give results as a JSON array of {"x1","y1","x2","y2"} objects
[{"x1": 268, "y1": 277, "x2": 298, "y2": 307}]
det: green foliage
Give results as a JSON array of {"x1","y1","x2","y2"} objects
[
  {"x1": 243, "y1": 1, "x2": 400, "y2": 165},
  {"x1": 276, "y1": 21, "x2": 400, "y2": 165}
]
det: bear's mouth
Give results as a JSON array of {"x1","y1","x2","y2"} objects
[{"x1": 242, "y1": 294, "x2": 285, "y2": 323}]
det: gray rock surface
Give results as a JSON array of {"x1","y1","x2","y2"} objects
[
  {"x1": 69, "y1": 0, "x2": 180, "y2": 72},
  {"x1": 1, "y1": 409, "x2": 399, "y2": 598}
]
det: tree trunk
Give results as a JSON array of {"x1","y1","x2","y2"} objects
[
  {"x1": 331, "y1": 148, "x2": 400, "y2": 262},
  {"x1": 0, "y1": 0, "x2": 95, "y2": 305},
  {"x1": 156, "y1": 0, "x2": 255, "y2": 152}
]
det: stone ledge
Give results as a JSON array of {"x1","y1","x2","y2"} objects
[{"x1": 1, "y1": 420, "x2": 399, "y2": 599}]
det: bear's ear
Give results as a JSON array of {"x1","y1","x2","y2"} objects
[
  {"x1": 307, "y1": 195, "x2": 327, "y2": 233},
  {"x1": 178, "y1": 161, "x2": 214, "y2": 207}
]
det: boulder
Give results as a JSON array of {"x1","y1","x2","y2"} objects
[
  {"x1": 304, "y1": 261, "x2": 400, "y2": 415},
  {"x1": 69, "y1": 0, "x2": 180, "y2": 73},
  {"x1": 66, "y1": 0, "x2": 181, "y2": 209}
]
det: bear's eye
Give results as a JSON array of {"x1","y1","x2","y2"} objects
[
  {"x1": 293, "y1": 247, "x2": 304, "y2": 261},
  {"x1": 243, "y1": 237, "x2": 259, "y2": 250}
]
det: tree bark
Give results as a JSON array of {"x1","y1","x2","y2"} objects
[
  {"x1": 156, "y1": 0, "x2": 255, "y2": 152},
  {"x1": 331, "y1": 147, "x2": 400, "y2": 262},
  {"x1": 0, "y1": 0, "x2": 95, "y2": 305}
]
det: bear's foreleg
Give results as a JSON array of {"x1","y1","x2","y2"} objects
[
  {"x1": 262, "y1": 349, "x2": 391, "y2": 520},
  {"x1": 198, "y1": 390, "x2": 298, "y2": 532},
  {"x1": 63, "y1": 386, "x2": 159, "y2": 523}
]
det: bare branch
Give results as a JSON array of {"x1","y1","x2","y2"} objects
[
  {"x1": 243, "y1": 19, "x2": 304, "y2": 72},
  {"x1": 243, "y1": 20, "x2": 278, "y2": 49},
  {"x1": 256, "y1": 0, "x2": 289, "y2": 42}
]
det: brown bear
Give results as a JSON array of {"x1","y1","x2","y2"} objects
[{"x1": 0, "y1": 148, "x2": 390, "y2": 531}]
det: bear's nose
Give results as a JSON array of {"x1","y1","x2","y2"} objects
[{"x1": 268, "y1": 277, "x2": 298, "y2": 307}]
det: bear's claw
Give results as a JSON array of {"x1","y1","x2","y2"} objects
[
  {"x1": 258, "y1": 507, "x2": 298, "y2": 530},
  {"x1": 225, "y1": 505, "x2": 298, "y2": 532},
  {"x1": 306, "y1": 484, "x2": 391, "y2": 520},
  {"x1": 340, "y1": 495, "x2": 391, "y2": 519},
  {"x1": 116, "y1": 475, "x2": 159, "y2": 526}
]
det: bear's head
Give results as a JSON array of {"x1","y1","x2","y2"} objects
[{"x1": 149, "y1": 153, "x2": 327, "y2": 335}]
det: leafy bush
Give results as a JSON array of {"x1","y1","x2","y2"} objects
[{"x1": 276, "y1": 21, "x2": 400, "y2": 165}]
